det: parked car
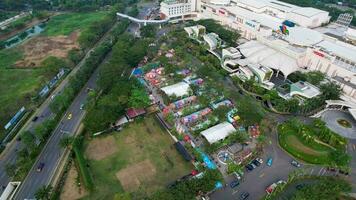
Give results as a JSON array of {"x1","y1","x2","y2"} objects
[
  {"x1": 240, "y1": 192, "x2": 250, "y2": 200},
  {"x1": 233, "y1": 172, "x2": 241, "y2": 180},
  {"x1": 230, "y1": 180, "x2": 240, "y2": 188},
  {"x1": 267, "y1": 157, "x2": 273, "y2": 166},
  {"x1": 37, "y1": 162, "x2": 45, "y2": 172},
  {"x1": 252, "y1": 159, "x2": 261, "y2": 166},
  {"x1": 80, "y1": 103, "x2": 84, "y2": 110},
  {"x1": 291, "y1": 160, "x2": 301, "y2": 167},
  {"x1": 327, "y1": 167, "x2": 336, "y2": 172},
  {"x1": 251, "y1": 163, "x2": 257, "y2": 168},
  {"x1": 246, "y1": 164, "x2": 253, "y2": 171},
  {"x1": 256, "y1": 158, "x2": 263, "y2": 164},
  {"x1": 32, "y1": 116, "x2": 39, "y2": 122}
]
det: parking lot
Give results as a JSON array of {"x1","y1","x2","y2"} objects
[{"x1": 209, "y1": 124, "x2": 343, "y2": 200}]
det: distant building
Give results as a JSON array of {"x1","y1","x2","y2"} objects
[{"x1": 161, "y1": 0, "x2": 356, "y2": 102}]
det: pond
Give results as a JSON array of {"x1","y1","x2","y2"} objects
[{"x1": 2, "y1": 23, "x2": 46, "y2": 49}]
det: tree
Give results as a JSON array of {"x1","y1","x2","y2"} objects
[
  {"x1": 35, "y1": 185, "x2": 53, "y2": 200},
  {"x1": 5, "y1": 163, "x2": 17, "y2": 178},
  {"x1": 21, "y1": 131, "x2": 36, "y2": 149},
  {"x1": 330, "y1": 149, "x2": 351, "y2": 167},
  {"x1": 320, "y1": 82, "x2": 341, "y2": 100},
  {"x1": 59, "y1": 135, "x2": 74, "y2": 149},
  {"x1": 140, "y1": 24, "x2": 156, "y2": 38},
  {"x1": 128, "y1": 87, "x2": 151, "y2": 108},
  {"x1": 212, "y1": 106, "x2": 231, "y2": 122}
]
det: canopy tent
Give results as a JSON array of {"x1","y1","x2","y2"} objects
[
  {"x1": 201, "y1": 122, "x2": 236, "y2": 144},
  {"x1": 161, "y1": 82, "x2": 191, "y2": 97}
]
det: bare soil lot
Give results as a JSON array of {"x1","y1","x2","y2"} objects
[
  {"x1": 15, "y1": 31, "x2": 79, "y2": 67},
  {"x1": 85, "y1": 135, "x2": 118, "y2": 161},
  {"x1": 60, "y1": 165, "x2": 88, "y2": 200}
]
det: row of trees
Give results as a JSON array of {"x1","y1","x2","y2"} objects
[
  {"x1": 84, "y1": 33, "x2": 153, "y2": 133},
  {"x1": 149, "y1": 169, "x2": 222, "y2": 200},
  {"x1": 290, "y1": 177, "x2": 352, "y2": 200}
]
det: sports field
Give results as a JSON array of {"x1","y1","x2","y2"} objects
[{"x1": 82, "y1": 116, "x2": 192, "y2": 199}]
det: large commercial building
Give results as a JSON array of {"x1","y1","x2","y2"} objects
[{"x1": 160, "y1": 0, "x2": 356, "y2": 102}]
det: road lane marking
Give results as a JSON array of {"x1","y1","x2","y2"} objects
[
  {"x1": 232, "y1": 189, "x2": 239, "y2": 195},
  {"x1": 353, "y1": 144, "x2": 355, "y2": 151},
  {"x1": 310, "y1": 168, "x2": 314, "y2": 175},
  {"x1": 318, "y1": 168, "x2": 323, "y2": 176},
  {"x1": 260, "y1": 173, "x2": 265, "y2": 178}
]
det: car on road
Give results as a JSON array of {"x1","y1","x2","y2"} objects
[
  {"x1": 80, "y1": 103, "x2": 84, "y2": 110},
  {"x1": 67, "y1": 113, "x2": 72, "y2": 120},
  {"x1": 291, "y1": 160, "x2": 301, "y2": 167},
  {"x1": 267, "y1": 157, "x2": 273, "y2": 166},
  {"x1": 37, "y1": 162, "x2": 45, "y2": 172},
  {"x1": 230, "y1": 180, "x2": 240, "y2": 188},
  {"x1": 266, "y1": 180, "x2": 286, "y2": 194},
  {"x1": 240, "y1": 192, "x2": 250, "y2": 200},
  {"x1": 32, "y1": 116, "x2": 39, "y2": 122}
]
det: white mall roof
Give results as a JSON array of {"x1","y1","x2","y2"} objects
[
  {"x1": 291, "y1": 7, "x2": 328, "y2": 17},
  {"x1": 238, "y1": 40, "x2": 299, "y2": 77},
  {"x1": 286, "y1": 27, "x2": 323, "y2": 46},
  {"x1": 201, "y1": 122, "x2": 236, "y2": 144},
  {"x1": 316, "y1": 40, "x2": 356, "y2": 63},
  {"x1": 161, "y1": 82, "x2": 191, "y2": 97}
]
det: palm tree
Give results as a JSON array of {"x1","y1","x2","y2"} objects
[
  {"x1": 35, "y1": 185, "x2": 53, "y2": 200},
  {"x1": 59, "y1": 135, "x2": 74, "y2": 149}
]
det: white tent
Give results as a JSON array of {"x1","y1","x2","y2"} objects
[
  {"x1": 201, "y1": 122, "x2": 236, "y2": 144},
  {"x1": 161, "y1": 82, "x2": 191, "y2": 97}
]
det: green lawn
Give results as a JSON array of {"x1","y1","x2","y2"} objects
[
  {"x1": 0, "y1": 48, "x2": 49, "y2": 141},
  {"x1": 278, "y1": 124, "x2": 335, "y2": 165},
  {"x1": 42, "y1": 12, "x2": 109, "y2": 36},
  {"x1": 83, "y1": 116, "x2": 193, "y2": 199}
]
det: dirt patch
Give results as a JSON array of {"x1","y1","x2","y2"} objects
[
  {"x1": 85, "y1": 135, "x2": 118, "y2": 160},
  {"x1": 60, "y1": 165, "x2": 87, "y2": 200},
  {"x1": 15, "y1": 31, "x2": 79, "y2": 67},
  {"x1": 116, "y1": 159, "x2": 157, "y2": 192}
]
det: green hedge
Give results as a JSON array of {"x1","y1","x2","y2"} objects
[{"x1": 72, "y1": 138, "x2": 94, "y2": 190}]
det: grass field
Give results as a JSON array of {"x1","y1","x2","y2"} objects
[
  {"x1": 0, "y1": 48, "x2": 49, "y2": 141},
  {"x1": 42, "y1": 12, "x2": 109, "y2": 36},
  {"x1": 0, "y1": 11, "x2": 107, "y2": 141},
  {"x1": 82, "y1": 116, "x2": 192, "y2": 199},
  {"x1": 278, "y1": 124, "x2": 334, "y2": 165}
]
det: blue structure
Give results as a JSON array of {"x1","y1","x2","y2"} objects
[{"x1": 196, "y1": 148, "x2": 216, "y2": 169}]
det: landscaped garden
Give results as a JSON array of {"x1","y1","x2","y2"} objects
[
  {"x1": 82, "y1": 116, "x2": 193, "y2": 199},
  {"x1": 337, "y1": 119, "x2": 352, "y2": 128},
  {"x1": 278, "y1": 119, "x2": 349, "y2": 167}
]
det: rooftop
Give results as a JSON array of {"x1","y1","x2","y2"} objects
[
  {"x1": 201, "y1": 122, "x2": 236, "y2": 144},
  {"x1": 161, "y1": 82, "x2": 191, "y2": 97},
  {"x1": 316, "y1": 40, "x2": 356, "y2": 63}
]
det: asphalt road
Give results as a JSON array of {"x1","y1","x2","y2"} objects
[{"x1": 14, "y1": 64, "x2": 99, "y2": 199}]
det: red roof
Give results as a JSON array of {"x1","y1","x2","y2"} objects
[{"x1": 126, "y1": 108, "x2": 146, "y2": 119}]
